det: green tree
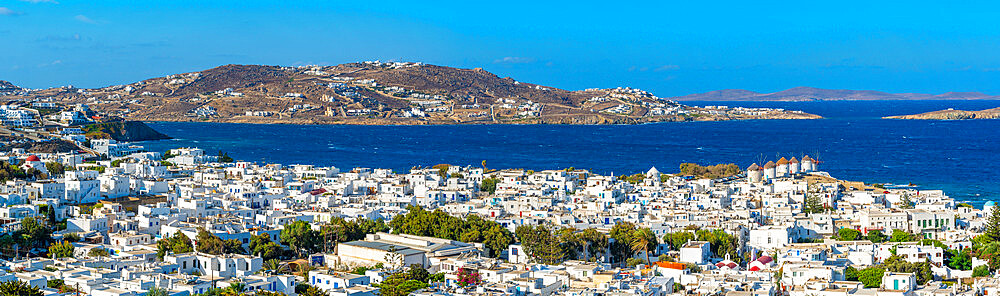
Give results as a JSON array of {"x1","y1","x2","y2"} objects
[
  {"x1": 515, "y1": 225, "x2": 564, "y2": 265},
  {"x1": 226, "y1": 282, "x2": 245, "y2": 294},
  {"x1": 374, "y1": 265, "x2": 434, "y2": 296},
  {"x1": 20, "y1": 217, "x2": 52, "y2": 248},
  {"x1": 63, "y1": 232, "x2": 80, "y2": 242},
  {"x1": 609, "y1": 222, "x2": 638, "y2": 263},
  {"x1": 557, "y1": 228, "x2": 582, "y2": 260},
  {"x1": 802, "y1": 194, "x2": 824, "y2": 214},
  {"x1": 678, "y1": 163, "x2": 741, "y2": 179},
  {"x1": 196, "y1": 228, "x2": 228, "y2": 255},
  {"x1": 579, "y1": 228, "x2": 608, "y2": 262},
  {"x1": 836, "y1": 228, "x2": 862, "y2": 241},
  {"x1": 974, "y1": 264, "x2": 991, "y2": 277},
  {"x1": 249, "y1": 233, "x2": 283, "y2": 261},
  {"x1": 858, "y1": 267, "x2": 884, "y2": 288},
  {"x1": 479, "y1": 178, "x2": 499, "y2": 194},
  {"x1": 48, "y1": 241, "x2": 74, "y2": 258},
  {"x1": 696, "y1": 229, "x2": 740, "y2": 263},
  {"x1": 224, "y1": 239, "x2": 244, "y2": 254},
  {"x1": 389, "y1": 206, "x2": 512, "y2": 258},
  {"x1": 866, "y1": 230, "x2": 887, "y2": 243},
  {"x1": 890, "y1": 230, "x2": 919, "y2": 242},
  {"x1": 882, "y1": 255, "x2": 933, "y2": 284},
  {"x1": 147, "y1": 287, "x2": 170, "y2": 296},
  {"x1": 46, "y1": 279, "x2": 63, "y2": 289},
  {"x1": 298, "y1": 285, "x2": 328, "y2": 296},
  {"x1": 482, "y1": 225, "x2": 514, "y2": 258},
  {"x1": 280, "y1": 220, "x2": 318, "y2": 258},
  {"x1": 845, "y1": 266, "x2": 859, "y2": 281},
  {"x1": 920, "y1": 238, "x2": 947, "y2": 249},
  {"x1": 45, "y1": 204, "x2": 57, "y2": 226},
  {"x1": 156, "y1": 230, "x2": 193, "y2": 259},
  {"x1": 630, "y1": 228, "x2": 658, "y2": 264},
  {"x1": 988, "y1": 206, "x2": 1000, "y2": 242},
  {"x1": 0, "y1": 280, "x2": 43, "y2": 296},
  {"x1": 218, "y1": 151, "x2": 234, "y2": 163},
  {"x1": 45, "y1": 162, "x2": 65, "y2": 176},
  {"x1": 664, "y1": 231, "x2": 696, "y2": 251},
  {"x1": 898, "y1": 195, "x2": 915, "y2": 209},
  {"x1": 947, "y1": 249, "x2": 972, "y2": 270}
]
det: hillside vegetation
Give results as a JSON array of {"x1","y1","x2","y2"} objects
[{"x1": 3, "y1": 62, "x2": 819, "y2": 125}]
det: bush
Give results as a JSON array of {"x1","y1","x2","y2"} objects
[
  {"x1": 858, "y1": 267, "x2": 884, "y2": 288},
  {"x1": 479, "y1": 178, "x2": 499, "y2": 194},
  {"x1": 974, "y1": 264, "x2": 991, "y2": 277},
  {"x1": 836, "y1": 228, "x2": 862, "y2": 241},
  {"x1": 677, "y1": 163, "x2": 741, "y2": 179},
  {"x1": 626, "y1": 257, "x2": 646, "y2": 267}
]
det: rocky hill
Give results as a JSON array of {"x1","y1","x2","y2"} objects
[
  {"x1": 884, "y1": 107, "x2": 1000, "y2": 120},
  {"x1": 672, "y1": 87, "x2": 1000, "y2": 101},
  {"x1": 82, "y1": 121, "x2": 172, "y2": 141},
  {"x1": 1, "y1": 62, "x2": 819, "y2": 124},
  {"x1": 0, "y1": 80, "x2": 21, "y2": 95}
]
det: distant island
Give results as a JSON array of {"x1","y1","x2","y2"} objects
[
  {"x1": 0, "y1": 62, "x2": 819, "y2": 125},
  {"x1": 671, "y1": 86, "x2": 1000, "y2": 101},
  {"x1": 884, "y1": 107, "x2": 1000, "y2": 120}
]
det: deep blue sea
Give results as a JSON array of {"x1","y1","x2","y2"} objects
[{"x1": 142, "y1": 100, "x2": 1000, "y2": 206}]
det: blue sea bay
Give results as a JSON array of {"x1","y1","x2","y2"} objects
[{"x1": 142, "y1": 100, "x2": 1000, "y2": 206}]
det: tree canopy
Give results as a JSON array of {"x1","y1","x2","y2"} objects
[
  {"x1": 479, "y1": 178, "x2": 499, "y2": 194},
  {"x1": 195, "y1": 228, "x2": 244, "y2": 255},
  {"x1": 836, "y1": 228, "x2": 862, "y2": 241},
  {"x1": 677, "y1": 163, "x2": 741, "y2": 179},
  {"x1": 390, "y1": 206, "x2": 513, "y2": 258},
  {"x1": 280, "y1": 220, "x2": 318, "y2": 258},
  {"x1": 249, "y1": 233, "x2": 283, "y2": 261},
  {"x1": 515, "y1": 225, "x2": 564, "y2": 265},
  {"x1": 0, "y1": 280, "x2": 43, "y2": 296},
  {"x1": 696, "y1": 229, "x2": 740, "y2": 263},
  {"x1": 857, "y1": 267, "x2": 884, "y2": 288},
  {"x1": 48, "y1": 241, "x2": 74, "y2": 258},
  {"x1": 664, "y1": 231, "x2": 696, "y2": 251},
  {"x1": 374, "y1": 265, "x2": 443, "y2": 296},
  {"x1": 156, "y1": 230, "x2": 193, "y2": 259}
]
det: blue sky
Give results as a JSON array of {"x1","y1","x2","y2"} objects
[{"x1": 2, "y1": 1, "x2": 1000, "y2": 96}]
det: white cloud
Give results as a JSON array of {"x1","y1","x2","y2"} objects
[
  {"x1": 494, "y1": 57, "x2": 536, "y2": 64},
  {"x1": 654, "y1": 65, "x2": 680, "y2": 72},
  {"x1": 20, "y1": 0, "x2": 59, "y2": 3},
  {"x1": 0, "y1": 7, "x2": 23, "y2": 16},
  {"x1": 38, "y1": 60, "x2": 62, "y2": 67},
  {"x1": 75, "y1": 14, "x2": 97, "y2": 24},
  {"x1": 630, "y1": 64, "x2": 680, "y2": 72}
]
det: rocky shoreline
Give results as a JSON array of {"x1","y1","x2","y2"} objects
[{"x1": 884, "y1": 107, "x2": 1000, "y2": 120}]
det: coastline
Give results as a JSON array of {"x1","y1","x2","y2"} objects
[{"x1": 130, "y1": 113, "x2": 823, "y2": 126}]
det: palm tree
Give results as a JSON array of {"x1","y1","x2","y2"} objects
[
  {"x1": 630, "y1": 228, "x2": 658, "y2": 265},
  {"x1": 226, "y1": 282, "x2": 245, "y2": 295},
  {"x1": 0, "y1": 280, "x2": 43, "y2": 296},
  {"x1": 263, "y1": 259, "x2": 286, "y2": 273},
  {"x1": 147, "y1": 287, "x2": 170, "y2": 296},
  {"x1": 296, "y1": 263, "x2": 315, "y2": 278}
]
